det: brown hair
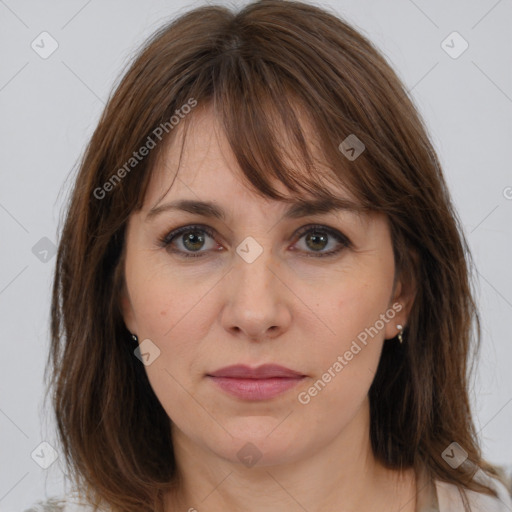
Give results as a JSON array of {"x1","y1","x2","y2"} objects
[{"x1": 47, "y1": 1, "x2": 505, "y2": 510}]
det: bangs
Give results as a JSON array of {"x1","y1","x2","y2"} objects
[
  {"x1": 144, "y1": 53, "x2": 373, "y2": 217},
  {"x1": 215, "y1": 54, "x2": 341, "y2": 202}
]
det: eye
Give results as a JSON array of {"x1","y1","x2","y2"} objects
[
  {"x1": 158, "y1": 224, "x2": 221, "y2": 258},
  {"x1": 292, "y1": 224, "x2": 351, "y2": 258},
  {"x1": 158, "y1": 223, "x2": 351, "y2": 258}
]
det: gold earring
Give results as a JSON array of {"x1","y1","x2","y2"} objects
[{"x1": 396, "y1": 324, "x2": 404, "y2": 344}]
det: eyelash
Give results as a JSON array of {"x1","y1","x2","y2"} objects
[{"x1": 157, "y1": 223, "x2": 351, "y2": 259}]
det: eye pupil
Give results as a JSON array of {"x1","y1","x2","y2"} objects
[
  {"x1": 183, "y1": 231, "x2": 205, "y2": 251},
  {"x1": 306, "y1": 231, "x2": 328, "y2": 251}
]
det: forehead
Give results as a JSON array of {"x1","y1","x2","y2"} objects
[{"x1": 142, "y1": 104, "x2": 360, "y2": 215}]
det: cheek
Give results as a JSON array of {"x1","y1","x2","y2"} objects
[
  {"x1": 326, "y1": 275, "x2": 392, "y2": 344},
  {"x1": 128, "y1": 265, "x2": 216, "y2": 377},
  {"x1": 297, "y1": 285, "x2": 387, "y2": 417},
  {"x1": 127, "y1": 254, "x2": 209, "y2": 339},
  {"x1": 304, "y1": 264, "x2": 393, "y2": 394}
]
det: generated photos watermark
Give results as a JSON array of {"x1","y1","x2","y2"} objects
[
  {"x1": 297, "y1": 301, "x2": 403, "y2": 405},
  {"x1": 93, "y1": 97, "x2": 198, "y2": 200}
]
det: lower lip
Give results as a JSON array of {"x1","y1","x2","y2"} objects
[{"x1": 207, "y1": 376, "x2": 305, "y2": 400}]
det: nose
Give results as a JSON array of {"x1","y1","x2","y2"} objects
[{"x1": 220, "y1": 243, "x2": 292, "y2": 342}]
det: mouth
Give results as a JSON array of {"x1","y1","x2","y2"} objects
[{"x1": 206, "y1": 364, "x2": 307, "y2": 400}]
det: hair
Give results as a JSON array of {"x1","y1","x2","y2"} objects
[{"x1": 46, "y1": 1, "x2": 506, "y2": 511}]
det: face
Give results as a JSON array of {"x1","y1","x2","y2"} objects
[{"x1": 120, "y1": 106, "x2": 413, "y2": 468}]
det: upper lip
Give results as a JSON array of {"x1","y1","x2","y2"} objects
[{"x1": 207, "y1": 364, "x2": 305, "y2": 379}]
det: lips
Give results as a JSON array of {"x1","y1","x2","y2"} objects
[
  {"x1": 207, "y1": 364, "x2": 305, "y2": 379},
  {"x1": 206, "y1": 364, "x2": 306, "y2": 400}
]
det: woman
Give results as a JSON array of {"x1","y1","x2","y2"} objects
[{"x1": 32, "y1": 0, "x2": 511, "y2": 511}]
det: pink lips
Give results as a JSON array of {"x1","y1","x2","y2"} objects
[{"x1": 206, "y1": 364, "x2": 306, "y2": 400}]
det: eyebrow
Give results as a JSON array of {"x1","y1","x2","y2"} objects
[{"x1": 145, "y1": 197, "x2": 367, "y2": 223}]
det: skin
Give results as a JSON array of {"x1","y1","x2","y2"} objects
[{"x1": 120, "y1": 105, "x2": 417, "y2": 511}]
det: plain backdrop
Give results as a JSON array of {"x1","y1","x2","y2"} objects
[{"x1": 0, "y1": 0, "x2": 511, "y2": 509}]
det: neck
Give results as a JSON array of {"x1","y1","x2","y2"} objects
[{"x1": 164, "y1": 398, "x2": 417, "y2": 512}]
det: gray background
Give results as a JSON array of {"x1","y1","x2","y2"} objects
[{"x1": 0, "y1": 0, "x2": 511, "y2": 509}]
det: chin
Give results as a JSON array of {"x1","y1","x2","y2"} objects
[{"x1": 207, "y1": 422, "x2": 305, "y2": 468}]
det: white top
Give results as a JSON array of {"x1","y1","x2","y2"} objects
[
  {"x1": 22, "y1": 473, "x2": 512, "y2": 512},
  {"x1": 434, "y1": 469, "x2": 512, "y2": 512}
]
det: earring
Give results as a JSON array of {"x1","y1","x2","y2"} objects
[
  {"x1": 131, "y1": 333, "x2": 138, "y2": 343},
  {"x1": 396, "y1": 324, "x2": 404, "y2": 344}
]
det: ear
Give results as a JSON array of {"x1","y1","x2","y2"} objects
[{"x1": 384, "y1": 250, "x2": 417, "y2": 341}]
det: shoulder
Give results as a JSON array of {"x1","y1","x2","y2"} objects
[
  {"x1": 22, "y1": 495, "x2": 100, "y2": 512},
  {"x1": 435, "y1": 468, "x2": 512, "y2": 512}
]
